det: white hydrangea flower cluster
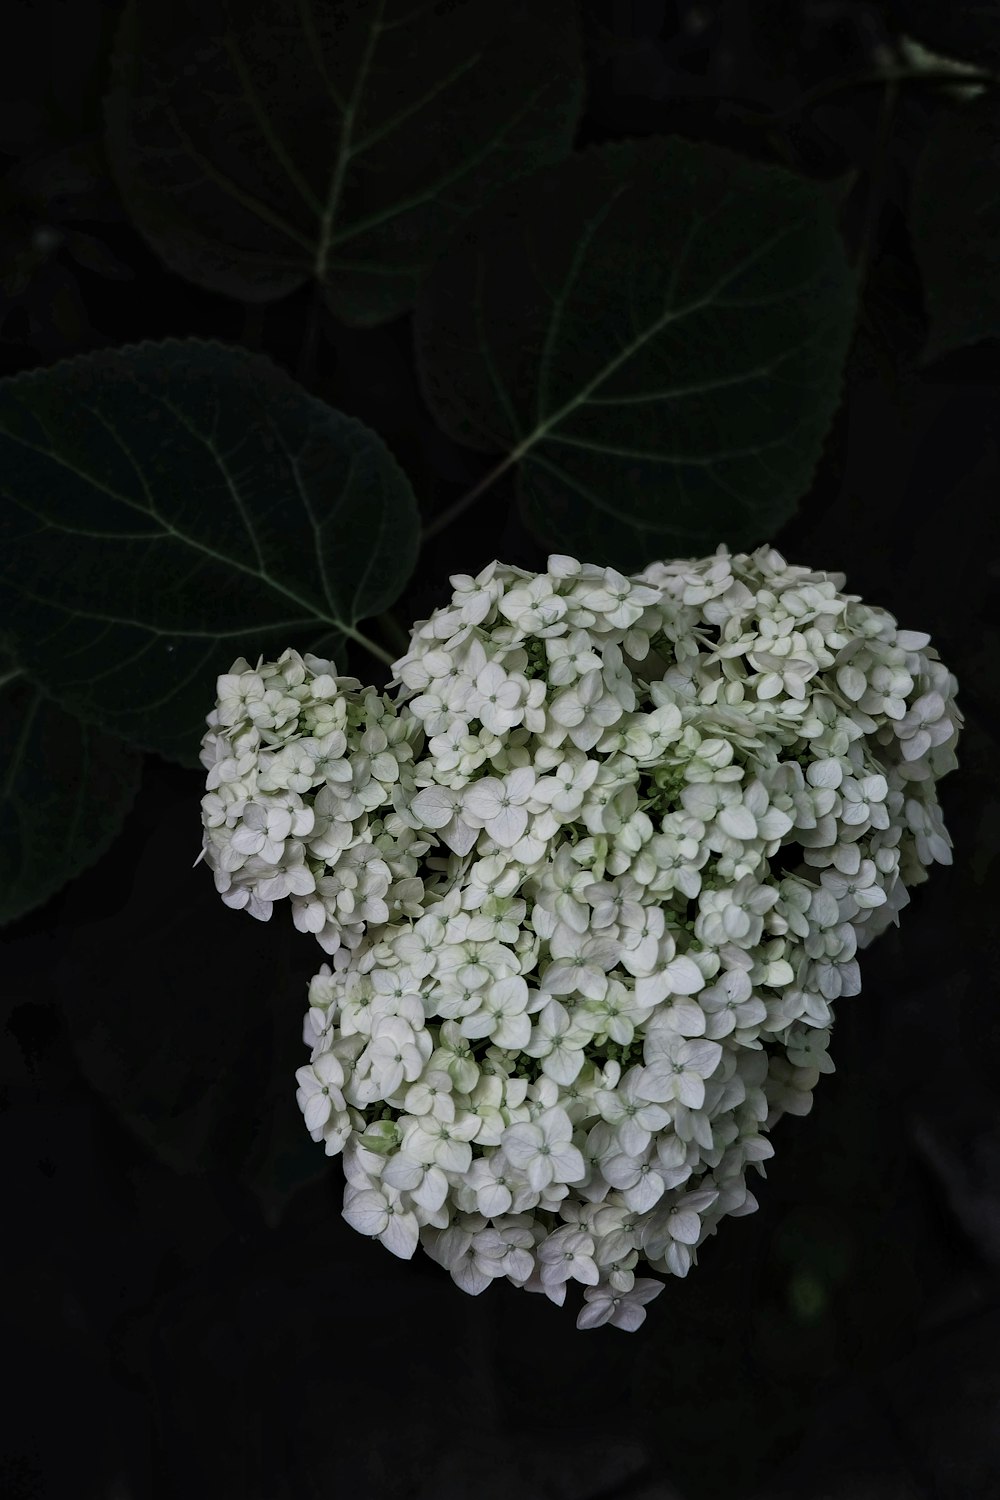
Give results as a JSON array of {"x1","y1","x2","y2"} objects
[
  {"x1": 198, "y1": 547, "x2": 962, "y2": 1332},
  {"x1": 195, "y1": 648, "x2": 427, "y2": 952}
]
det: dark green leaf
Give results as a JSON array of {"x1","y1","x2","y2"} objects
[
  {"x1": 105, "y1": 0, "x2": 583, "y2": 325},
  {"x1": 0, "y1": 650, "x2": 141, "y2": 925},
  {"x1": 0, "y1": 337, "x2": 419, "y2": 766},
  {"x1": 414, "y1": 136, "x2": 857, "y2": 571},
  {"x1": 57, "y1": 756, "x2": 329, "y2": 1221},
  {"x1": 239, "y1": 975, "x2": 336, "y2": 1228},
  {"x1": 911, "y1": 93, "x2": 1000, "y2": 364}
]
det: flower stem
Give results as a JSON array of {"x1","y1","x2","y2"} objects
[
  {"x1": 420, "y1": 448, "x2": 522, "y2": 543},
  {"x1": 853, "y1": 73, "x2": 901, "y2": 293},
  {"x1": 375, "y1": 610, "x2": 410, "y2": 655},
  {"x1": 341, "y1": 623, "x2": 397, "y2": 670},
  {"x1": 297, "y1": 284, "x2": 322, "y2": 388},
  {"x1": 241, "y1": 301, "x2": 266, "y2": 351},
  {"x1": 770, "y1": 65, "x2": 998, "y2": 119}
]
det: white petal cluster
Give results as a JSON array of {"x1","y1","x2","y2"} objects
[
  {"x1": 196, "y1": 647, "x2": 427, "y2": 952},
  {"x1": 199, "y1": 547, "x2": 962, "y2": 1332}
]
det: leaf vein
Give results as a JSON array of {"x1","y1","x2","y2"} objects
[
  {"x1": 297, "y1": 0, "x2": 347, "y2": 115},
  {"x1": 328, "y1": 77, "x2": 549, "y2": 249},
  {"x1": 152, "y1": 392, "x2": 266, "y2": 572},
  {"x1": 314, "y1": 0, "x2": 386, "y2": 282},
  {"x1": 2, "y1": 683, "x2": 41, "y2": 801},
  {"x1": 527, "y1": 219, "x2": 806, "y2": 454},
  {"x1": 583, "y1": 365, "x2": 774, "y2": 406},
  {"x1": 349, "y1": 50, "x2": 484, "y2": 160},
  {"x1": 540, "y1": 429, "x2": 794, "y2": 465},
  {"x1": 474, "y1": 249, "x2": 522, "y2": 444},
  {"x1": 223, "y1": 29, "x2": 324, "y2": 216},
  {"x1": 9, "y1": 586, "x2": 317, "y2": 639},
  {"x1": 537, "y1": 186, "x2": 627, "y2": 422},
  {"x1": 162, "y1": 101, "x2": 314, "y2": 255}
]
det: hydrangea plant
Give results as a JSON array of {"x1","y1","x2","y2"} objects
[{"x1": 197, "y1": 544, "x2": 961, "y2": 1331}]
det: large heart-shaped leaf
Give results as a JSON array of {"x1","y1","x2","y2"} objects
[
  {"x1": 910, "y1": 93, "x2": 1000, "y2": 364},
  {"x1": 0, "y1": 338, "x2": 419, "y2": 765},
  {"x1": 414, "y1": 136, "x2": 857, "y2": 570},
  {"x1": 104, "y1": 0, "x2": 583, "y2": 325},
  {"x1": 0, "y1": 648, "x2": 141, "y2": 925}
]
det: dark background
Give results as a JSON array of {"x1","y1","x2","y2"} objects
[{"x1": 3, "y1": 3, "x2": 1000, "y2": 1497}]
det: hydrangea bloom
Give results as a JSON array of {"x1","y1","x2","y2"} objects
[{"x1": 198, "y1": 546, "x2": 962, "y2": 1330}]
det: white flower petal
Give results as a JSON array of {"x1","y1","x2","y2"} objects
[
  {"x1": 488, "y1": 804, "x2": 528, "y2": 847},
  {"x1": 463, "y1": 779, "x2": 505, "y2": 822},
  {"x1": 411, "y1": 786, "x2": 456, "y2": 828},
  {"x1": 502, "y1": 1125, "x2": 542, "y2": 1170},
  {"x1": 718, "y1": 804, "x2": 758, "y2": 841},
  {"x1": 662, "y1": 956, "x2": 706, "y2": 995},
  {"x1": 342, "y1": 1191, "x2": 389, "y2": 1238},
  {"x1": 379, "y1": 1210, "x2": 420, "y2": 1259}
]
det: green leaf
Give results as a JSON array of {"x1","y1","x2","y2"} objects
[
  {"x1": 911, "y1": 93, "x2": 1000, "y2": 364},
  {"x1": 57, "y1": 757, "x2": 329, "y2": 1223},
  {"x1": 0, "y1": 650, "x2": 141, "y2": 925},
  {"x1": 239, "y1": 977, "x2": 336, "y2": 1228},
  {"x1": 414, "y1": 136, "x2": 857, "y2": 570},
  {"x1": 0, "y1": 337, "x2": 419, "y2": 766},
  {"x1": 104, "y1": 0, "x2": 583, "y2": 326}
]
